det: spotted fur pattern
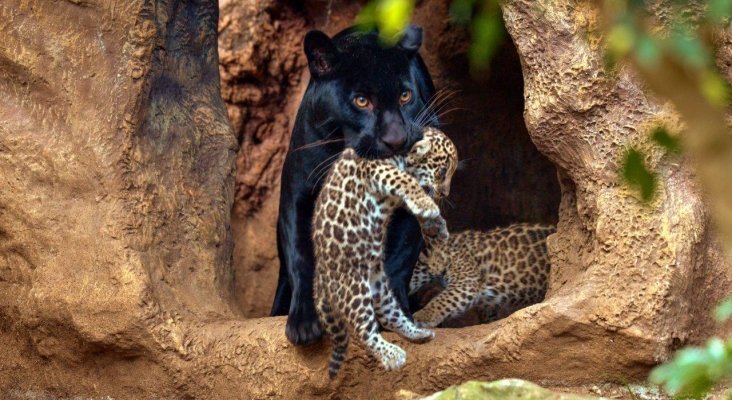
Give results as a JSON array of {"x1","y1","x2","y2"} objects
[
  {"x1": 312, "y1": 127, "x2": 457, "y2": 378},
  {"x1": 409, "y1": 223, "x2": 555, "y2": 328}
]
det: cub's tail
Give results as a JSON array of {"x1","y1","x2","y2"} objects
[
  {"x1": 328, "y1": 329, "x2": 348, "y2": 379},
  {"x1": 327, "y1": 324, "x2": 349, "y2": 379},
  {"x1": 317, "y1": 295, "x2": 350, "y2": 379}
]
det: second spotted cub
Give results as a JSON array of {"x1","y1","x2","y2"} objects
[
  {"x1": 312, "y1": 127, "x2": 457, "y2": 378},
  {"x1": 409, "y1": 223, "x2": 555, "y2": 327}
]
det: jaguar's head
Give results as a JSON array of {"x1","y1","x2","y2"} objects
[{"x1": 303, "y1": 25, "x2": 437, "y2": 159}]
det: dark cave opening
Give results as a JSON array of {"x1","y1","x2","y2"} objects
[
  {"x1": 430, "y1": 39, "x2": 560, "y2": 232},
  {"x1": 409, "y1": 22, "x2": 561, "y2": 327}
]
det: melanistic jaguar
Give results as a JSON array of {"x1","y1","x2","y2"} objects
[{"x1": 271, "y1": 25, "x2": 439, "y2": 345}]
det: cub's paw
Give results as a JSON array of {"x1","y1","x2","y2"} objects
[
  {"x1": 407, "y1": 327, "x2": 435, "y2": 343},
  {"x1": 286, "y1": 305, "x2": 324, "y2": 346},
  {"x1": 378, "y1": 342, "x2": 407, "y2": 371},
  {"x1": 422, "y1": 216, "x2": 449, "y2": 241},
  {"x1": 409, "y1": 199, "x2": 440, "y2": 220},
  {"x1": 413, "y1": 310, "x2": 439, "y2": 329}
]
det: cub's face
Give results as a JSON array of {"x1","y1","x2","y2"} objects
[
  {"x1": 407, "y1": 127, "x2": 458, "y2": 200},
  {"x1": 303, "y1": 26, "x2": 437, "y2": 159}
]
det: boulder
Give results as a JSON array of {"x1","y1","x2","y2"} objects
[{"x1": 421, "y1": 379, "x2": 599, "y2": 400}]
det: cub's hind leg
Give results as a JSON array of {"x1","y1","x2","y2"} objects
[
  {"x1": 413, "y1": 259, "x2": 481, "y2": 328},
  {"x1": 346, "y1": 277, "x2": 407, "y2": 371},
  {"x1": 372, "y1": 269, "x2": 434, "y2": 342}
]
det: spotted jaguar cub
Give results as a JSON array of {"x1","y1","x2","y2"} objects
[
  {"x1": 312, "y1": 127, "x2": 457, "y2": 378},
  {"x1": 409, "y1": 223, "x2": 555, "y2": 328}
]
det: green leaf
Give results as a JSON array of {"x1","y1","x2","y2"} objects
[
  {"x1": 606, "y1": 23, "x2": 636, "y2": 60},
  {"x1": 469, "y1": 11, "x2": 504, "y2": 69},
  {"x1": 714, "y1": 298, "x2": 732, "y2": 322},
  {"x1": 708, "y1": 0, "x2": 732, "y2": 24},
  {"x1": 377, "y1": 0, "x2": 415, "y2": 42},
  {"x1": 650, "y1": 337, "x2": 732, "y2": 399},
  {"x1": 357, "y1": 0, "x2": 415, "y2": 44},
  {"x1": 622, "y1": 148, "x2": 657, "y2": 202},
  {"x1": 650, "y1": 126, "x2": 681, "y2": 154},
  {"x1": 634, "y1": 34, "x2": 660, "y2": 68},
  {"x1": 449, "y1": 0, "x2": 476, "y2": 24},
  {"x1": 707, "y1": 338, "x2": 727, "y2": 362},
  {"x1": 669, "y1": 26, "x2": 710, "y2": 70},
  {"x1": 650, "y1": 347, "x2": 713, "y2": 398},
  {"x1": 355, "y1": 2, "x2": 379, "y2": 31},
  {"x1": 700, "y1": 70, "x2": 730, "y2": 108}
]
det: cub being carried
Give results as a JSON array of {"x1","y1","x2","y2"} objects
[
  {"x1": 312, "y1": 127, "x2": 457, "y2": 378},
  {"x1": 410, "y1": 223, "x2": 555, "y2": 328}
]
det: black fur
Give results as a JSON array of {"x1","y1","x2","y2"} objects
[{"x1": 271, "y1": 25, "x2": 438, "y2": 346}]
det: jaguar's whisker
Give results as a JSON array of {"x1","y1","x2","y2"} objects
[
  {"x1": 292, "y1": 138, "x2": 346, "y2": 152},
  {"x1": 307, "y1": 152, "x2": 341, "y2": 184}
]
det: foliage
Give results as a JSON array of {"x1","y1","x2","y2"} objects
[
  {"x1": 622, "y1": 148, "x2": 657, "y2": 201},
  {"x1": 602, "y1": 3, "x2": 732, "y2": 399},
  {"x1": 620, "y1": 127, "x2": 681, "y2": 202},
  {"x1": 649, "y1": 299, "x2": 732, "y2": 399},
  {"x1": 357, "y1": 0, "x2": 504, "y2": 70},
  {"x1": 448, "y1": 0, "x2": 504, "y2": 70},
  {"x1": 357, "y1": 0, "x2": 415, "y2": 43},
  {"x1": 715, "y1": 298, "x2": 732, "y2": 322},
  {"x1": 606, "y1": 0, "x2": 731, "y2": 202},
  {"x1": 604, "y1": 0, "x2": 731, "y2": 96}
]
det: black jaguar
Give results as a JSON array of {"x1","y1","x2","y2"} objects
[{"x1": 270, "y1": 24, "x2": 438, "y2": 346}]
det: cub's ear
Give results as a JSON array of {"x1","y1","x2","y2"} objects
[
  {"x1": 397, "y1": 24, "x2": 423, "y2": 54},
  {"x1": 408, "y1": 138, "x2": 432, "y2": 163},
  {"x1": 304, "y1": 30, "x2": 340, "y2": 78},
  {"x1": 342, "y1": 148, "x2": 357, "y2": 160}
]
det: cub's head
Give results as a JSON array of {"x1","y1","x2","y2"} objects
[
  {"x1": 303, "y1": 25, "x2": 437, "y2": 159},
  {"x1": 406, "y1": 127, "x2": 458, "y2": 200}
]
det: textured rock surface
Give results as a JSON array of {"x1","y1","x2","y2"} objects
[
  {"x1": 218, "y1": 0, "x2": 309, "y2": 317},
  {"x1": 0, "y1": 0, "x2": 238, "y2": 396},
  {"x1": 421, "y1": 379, "x2": 599, "y2": 400},
  {"x1": 0, "y1": 0, "x2": 730, "y2": 399}
]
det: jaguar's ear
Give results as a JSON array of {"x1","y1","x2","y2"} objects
[
  {"x1": 397, "y1": 24, "x2": 423, "y2": 55},
  {"x1": 304, "y1": 30, "x2": 340, "y2": 78},
  {"x1": 408, "y1": 138, "x2": 432, "y2": 163}
]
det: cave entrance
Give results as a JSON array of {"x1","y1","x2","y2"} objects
[
  {"x1": 424, "y1": 38, "x2": 560, "y2": 232},
  {"x1": 221, "y1": 2, "x2": 561, "y2": 321},
  {"x1": 410, "y1": 24, "x2": 561, "y2": 327}
]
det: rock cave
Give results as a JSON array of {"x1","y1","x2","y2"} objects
[{"x1": 0, "y1": 0, "x2": 730, "y2": 399}]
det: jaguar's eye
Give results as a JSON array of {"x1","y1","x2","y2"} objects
[
  {"x1": 399, "y1": 90, "x2": 413, "y2": 105},
  {"x1": 353, "y1": 96, "x2": 370, "y2": 108}
]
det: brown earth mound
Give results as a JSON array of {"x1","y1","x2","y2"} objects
[{"x1": 0, "y1": 0, "x2": 730, "y2": 399}]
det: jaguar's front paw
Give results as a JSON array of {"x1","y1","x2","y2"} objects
[{"x1": 286, "y1": 305, "x2": 324, "y2": 346}]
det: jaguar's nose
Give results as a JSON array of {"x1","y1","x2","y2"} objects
[{"x1": 381, "y1": 132, "x2": 407, "y2": 151}]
